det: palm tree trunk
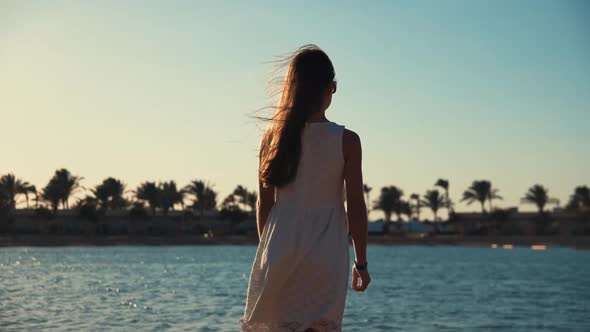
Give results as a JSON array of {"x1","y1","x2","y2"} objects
[
  {"x1": 433, "y1": 210, "x2": 439, "y2": 233},
  {"x1": 445, "y1": 189, "x2": 450, "y2": 215},
  {"x1": 384, "y1": 211, "x2": 391, "y2": 234}
]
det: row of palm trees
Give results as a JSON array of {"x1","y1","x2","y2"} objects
[
  {"x1": 0, "y1": 169, "x2": 258, "y2": 218},
  {"x1": 366, "y1": 179, "x2": 465, "y2": 223},
  {"x1": 1, "y1": 171, "x2": 589, "y2": 222},
  {"x1": 366, "y1": 178, "x2": 590, "y2": 224}
]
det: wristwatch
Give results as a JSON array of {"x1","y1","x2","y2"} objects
[{"x1": 354, "y1": 260, "x2": 367, "y2": 271}]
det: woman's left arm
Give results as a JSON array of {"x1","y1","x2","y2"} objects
[{"x1": 257, "y1": 135, "x2": 276, "y2": 238}]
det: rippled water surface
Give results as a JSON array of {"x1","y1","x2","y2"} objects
[{"x1": 1, "y1": 245, "x2": 589, "y2": 331}]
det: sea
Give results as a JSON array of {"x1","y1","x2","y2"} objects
[{"x1": 1, "y1": 245, "x2": 588, "y2": 331}]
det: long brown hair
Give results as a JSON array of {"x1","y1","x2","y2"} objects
[{"x1": 257, "y1": 44, "x2": 336, "y2": 189}]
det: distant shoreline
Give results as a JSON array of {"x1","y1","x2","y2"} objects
[{"x1": 1, "y1": 234, "x2": 588, "y2": 250}]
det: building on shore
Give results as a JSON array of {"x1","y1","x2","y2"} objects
[{"x1": 0, "y1": 208, "x2": 587, "y2": 237}]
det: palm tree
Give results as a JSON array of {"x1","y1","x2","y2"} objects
[
  {"x1": 0, "y1": 188, "x2": 9, "y2": 212},
  {"x1": 400, "y1": 200, "x2": 412, "y2": 221},
  {"x1": 220, "y1": 192, "x2": 248, "y2": 228},
  {"x1": 245, "y1": 191, "x2": 257, "y2": 216},
  {"x1": 487, "y1": 185, "x2": 503, "y2": 211},
  {"x1": 232, "y1": 185, "x2": 250, "y2": 211},
  {"x1": 38, "y1": 169, "x2": 83, "y2": 211},
  {"x1": 41, "y1": 180, "x2": 61, "y2": 212},
  {"x1": 184, "y1": 180, "x2": 218, "y2": 218},
  {"x1": 221, "y1": 193, "x2": 238, "y2": 209},
  {"x1": 363, "y1": 184, "x2": 372, "y2": 216},
  {"x1": 373, "y1": 186, "x2": 403, "y2": 232},
  {"x1": 21, "y1": 183, "x2": 37, "y2": 209},
  {"x1": 435, "y1": 178, "x2": 453, "y2": 214},
  {"x1": 75, "y1": 195, "x2": 100, "y2": 223},
  {"x1": 230, "y1": 185, "x2": 258, "y2": 216},
  {"x1": 410, "y1": 193, "x2": 421, "y2": 221},
  {"x1": 0, "y1": 175, "x2": 37, "y2": 209},
  {"x1": 31, "y1": 186, "x2": 41, "y2": 209},
  {"x1": 461, "y1": 180, "x2": 502, "y2": 213},
  {"x1": 0, "y1": 176, "x2": 11, "y2": 216},
  {"x1": 392, "y1": 199, "x2": 410, "y2": 222},
  {"x1": 135, "y1": 182, "x2": 160, "y2": 216},
  {"x1": 0, "y1": 174, "x2": 27, "y2": 209},
  {"x1": 422, "y1": 189, "x2": 445, "y2": 222},
  {"x1": 566, "y1": 185, "x2": 590, "y2": 212},
  {"x1": 461, "y1": 180, "x2": 489, "y2": 213},
  {"x1": 521, "y1": 184, "x2": 559, "y2": 214},
  {"x1": 201, "y1": 188, "x2": 218, "y2": 214},
  {"x1": 159, "y1": 181, "x2": 184, "y2": 214},
  {"x1": 59, "y1": 169, "x2": 83, "y2": 209},
  {"x1": 92, "y1": 177, "x2": 128, "y2": 211}
]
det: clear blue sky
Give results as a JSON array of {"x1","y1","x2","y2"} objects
[{"x1": 1, "y1": 1, "x2": 588, "y2": 218}]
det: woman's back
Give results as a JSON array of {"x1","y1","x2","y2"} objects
[{"x1": 274, "y1": 121, "x2": 346, "y2": 209}]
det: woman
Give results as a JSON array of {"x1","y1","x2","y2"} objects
[{"x1": 240, "y1": 44, "x2": 370, "y2": 332}]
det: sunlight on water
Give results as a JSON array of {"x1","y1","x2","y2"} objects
[{"x1": 0, "y1": 246, "x2": 589, "y2": 331}]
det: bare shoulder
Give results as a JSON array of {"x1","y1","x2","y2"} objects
[
  {"x1": 342, "y1": 128, "x2": 362, "y2": 161},
  {"x1": 343, "y1": 128, "x2": 361, "y2": 148}
]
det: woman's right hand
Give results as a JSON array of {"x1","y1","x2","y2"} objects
[{"x1": 351, "y1": 266, "x2": 371, "y2": 292}]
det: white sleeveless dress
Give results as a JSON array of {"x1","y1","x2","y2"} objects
[{"x1": 240, "y1": 121, "x2": 350, "y2": 332}]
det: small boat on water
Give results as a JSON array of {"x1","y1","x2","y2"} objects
[
  {"x1": 491, "y1": 243, "x2": 498, "y2": 248},
  {"x1": 502, "y1": 244, "x2": 513, "y2": 249}
]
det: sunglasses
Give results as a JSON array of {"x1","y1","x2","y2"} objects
[{"x1": 332, "y1": 80, "x2": 337, "y2": 94}]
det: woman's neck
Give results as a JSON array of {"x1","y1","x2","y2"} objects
[{"x1": 306, "y1": 112, "x2": 328, "y2": 122}]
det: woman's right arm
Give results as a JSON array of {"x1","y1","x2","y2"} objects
[
  {"x1": 257, "y1": 134, "x2": 276, "y2": 239},
  {"x1": 257, "y1": 183, "x2": 275, "y2": 239},
  {"x1": 343, "y1": 129, "x2": 371, "y2": 291}
]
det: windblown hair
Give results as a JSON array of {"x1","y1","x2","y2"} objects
[{"x1": 258, "y1": 44, "x2": 335, "y2": 188}]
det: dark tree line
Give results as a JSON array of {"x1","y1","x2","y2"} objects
[
  {"x1": 1, "y1": 171, "x2": 589, "y2": 228},
  {"x1": 370, "y1": 178, "x2": 589, "y2": 233},
  {"x1": 0, "y1": 170, "x2": 258, "y2": 223}
]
